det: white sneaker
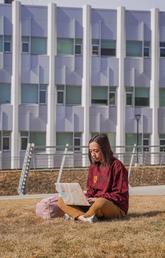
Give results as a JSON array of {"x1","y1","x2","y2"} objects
[
  {"x1": 64, "y1": 213, "x2": 73, "y2": 221},
  {"x1": 78, "y1": 215, "x2": 98, "y2": 223}
]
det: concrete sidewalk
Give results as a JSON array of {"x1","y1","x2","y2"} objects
[
  {"x1": 0, "y1": 185, "x2": 164, "y2": 200},
  {"x1": 0, "y1": 193, "x2": 53, "y2": 201},
  {"x1": 129, "y1": 185, "x2": 165, "y2": 196}
]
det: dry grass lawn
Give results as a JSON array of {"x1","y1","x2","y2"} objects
[{"x1": 0, "y1": 196, "x2": 165, "y2": 258}]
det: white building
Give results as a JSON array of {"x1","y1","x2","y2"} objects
[{"x1": 0, "y1": 0, "x2": 165, "y2": 169}]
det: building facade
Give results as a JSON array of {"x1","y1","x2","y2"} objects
[{"x1": 0, "y1": 1, "x2": 165, "y2": 169}]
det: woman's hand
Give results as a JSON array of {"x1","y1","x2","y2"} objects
[{"x1": 88, "y1": 197, "x2": 96, "y2": 203}]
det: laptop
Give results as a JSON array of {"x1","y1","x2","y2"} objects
[{"x1": 55, "y1": 182, "x2": 90, "y2": 206}]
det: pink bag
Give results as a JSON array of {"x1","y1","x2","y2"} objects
[{"x1": 36, "y1": 194, "x2": 64, "y2": 219}]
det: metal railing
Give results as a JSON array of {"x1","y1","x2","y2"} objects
[
  {"x1": 0, "y1": 144, "x2": 165, "y2": 170},
  {"x1": 30, "y1": 144, "x2": 165, "y2": 169}
]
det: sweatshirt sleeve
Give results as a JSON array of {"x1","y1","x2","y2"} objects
[{"x1": 97, "y1": 161, "x2": 128, "y2": 207}]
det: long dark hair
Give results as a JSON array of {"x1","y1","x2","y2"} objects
[{"x1": 88, "y1": 134, "x2": 114, "y2": 166}]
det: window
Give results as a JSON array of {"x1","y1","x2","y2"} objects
[
  {"x1": 0, "y1": 83, "x2": 10, "y2": 104},
  {"x1": 57, "y1": 85, "x2": 81, "y2": 105},
  {"x1": 0, "y1": 36, "x2": 11, "y2": 53},
  {"x1": 57, "y1": 38, "x2": 82, "y2": 55},
  {"x1": 22, "y1": 84, "x2": 38, "y2": 104},
  {"x1": 74, "y1": 133, "x2": 81, "y2": 151},
  {"x1": 143, "y1": 41, "x2": 150, "y2": 57},
  {"x1": 92, "y1": 86, "x2": 108, "y2": 105},
  {"x1": 30, "y1": 132, "x2": 46, "y2": 149},
  {"x1": 56, "y1": 132, "x2": 73, "y2": 151},
  {"x1": 21, "y1": 137, "x2": 28, "y2": 150},
  {"x1": 135, "y1": 87, "x2": 149, "y2": 106},
  {"x1": 143, "y1": 135, "x2": 150, "y2": 152},
  {"x1": 21, "y1": 131, "x2": 46, "y2": 150},
  {"x1": 57, "y1": 38, "x2": 74, "y2": 55},
  {"x1": 3, "y1": 137, "x2": 9, "y2": 150},
  {"x1": 66, "y1": 86, "x2": 81, "y2": 105},
  {"x1": 21, "y1": 84, "x2": 47, "y2": 104},
  {"x1": 126, "y1": 133, "x2": 142, "y2": 151},
  {"x1": 22, "y1": 36, "x2": 47, "y2": 54},
  {"x1": 75, "y1": 39, "x2": 82, "y2": 55},
  {"x1": 31, "y1": 37, "x2": 47, "y2": 55},
  {"x1": 126, "y1": 41, "x2": 142, "y2": 57},
  {"x1": 160, "y1": 135, "x2": 165, "y2": 152},
  {"x1": 0, "y1": 36, "x2": 3, "y2": 52},
  {"x1": 160, "y1": 42, "x2": 165, "y2": 57},
  {"x1": 126, "y1": 133, "x2": 136, "y2": 148},
  {"x1": 56, "y1": 132, "x2": 81, "y2": 151},
  {"x1": 107, "y1": 133, "x2": 116, "y2": 151},
  {"x1": 21, "y1": 132, "x2": 29, "y2": 150},
  {"x1": 57, "y1": 85, "x2": 64, "y2": 104},
  {"x1": 109, "y1": 87, "x2": 116, "y2": 106},
  {"x1": 2, "y1": 131, "x2": 10, "y2": 150},
  {"x1": 126, "y1": 87, "x2": 133, "y2": 106},
  {"x1": 4, "y1": 0, "x2": 13, "y2": 3},
  {"x1": 4, "y1": 36, "x2": 11, "y2": 52},
  {"x1": 101, "y1": 40, "x2": 116, "y2": 56},
  {"x1": 22, "y1": 36, "x2": 30, "y2": 53},
  {"x1": 39, "y1": 84, "x2": 47, "y2": 104},
  {"x1": 92, "y1": 39, "x2": 100, "y2": 56},
  {"x1": 92, "y1": 39, "x2": 116, "y2": 57},
  {"x1": 159, "y1": 88, "x2": 165, "y2": 107}
]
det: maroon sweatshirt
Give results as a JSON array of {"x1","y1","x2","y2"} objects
[{"x1": 86, "y1": 158, "x2": 129, "y2": 214}]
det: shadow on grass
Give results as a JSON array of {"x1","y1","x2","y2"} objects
[
  {"x1": 98, "y1": 210, "x2": 165, "y2": 223},
  {"x1": 126, "y1": 210, "x2": 165, "y2": 220}
]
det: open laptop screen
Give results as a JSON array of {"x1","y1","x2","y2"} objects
[{"x1": 55, "y1": 182, "x2": 90, "y2": 206}]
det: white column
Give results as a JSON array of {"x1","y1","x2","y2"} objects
[
  {"x1": 46, "y1": 3, "x2": 57, "y2": 168},
  {"x1": 116, "y1": 6, "x2": 126, "y2": 161},
  {"x1": 11, "y1": 1, "x2": 21, "y2": 169},
  {"x1": 82, "y1": 5, "x2": 91, "y2": 166},
  {"x1": 150, "y1": 8, "x2": 160, "y2": 164}
]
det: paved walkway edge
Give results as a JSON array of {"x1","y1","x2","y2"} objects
[
  {"x1": 0, "y1": 185, "x2": 164, "y2": 200},
  {"x1": 129, "y1": 185, "x2": 165, "y2": 196},
  {"x1": 0, "y1": 193, "x2": 53, "y2": 200}
]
